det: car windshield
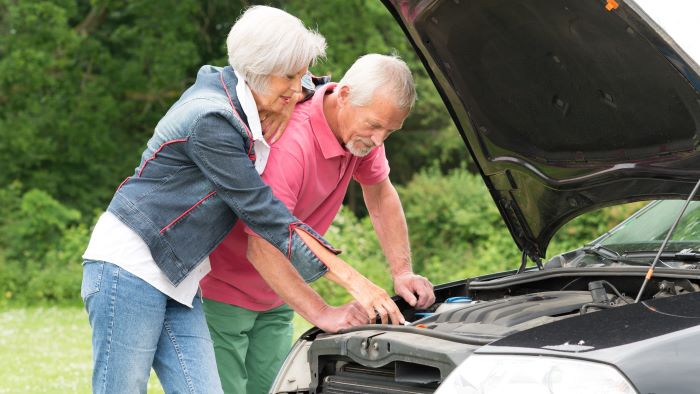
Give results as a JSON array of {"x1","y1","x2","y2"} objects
[{"x1": 597, "y1": 200, "x2": 700, "y2": 254}]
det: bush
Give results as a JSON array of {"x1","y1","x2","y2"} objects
[
  {"x1": 312, "y1": 207, "x2": 392, "y2": 306},
  {"x1": 547, "y1": 202, "x2": 646, "y2": 258},
  {"x1": 0, "y1": 185, "x2": 91, "y2": 305},
  {"x1": 396, "y1": 166, "x2": 521, "y2": 282},
  {"x1": 0, "y1": 168, "x2": 644, "y2": 307},
  {"x1": 312, "y1": 167, "x2": 520, "y2": 305},
  {"x1": 311, "y1": 167, "x2": 648, "y2": 307},
  {"x1": 24, "y1": 224, "x2": 91, "y2": 303}
]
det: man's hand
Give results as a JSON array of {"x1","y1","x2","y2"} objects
[
  {"x1": 394, "y1": 272, "x2": 435, "y2": 309},
  {"x1": 311, "y1": 301, "x2": 369, "y2": 333}
]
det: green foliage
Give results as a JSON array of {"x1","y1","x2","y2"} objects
[
  {"x1": 283, "y1": 0, "x2": 466, "y2": 184},
  {"x1": 0, "y1": 185, "x2": 91, "y2": 305},
  {"x1": 313, "y1": 167, "x2": 647, "y2": 307},
  {"x1": 547, "y1": 202, "x2": 646, "y2": 258},
  {"x1": 0, "y1": 0, "x2": 458, "y2": 213},
  {"x1": 396, "y1": 166, "x2": 520, "y2": 282},
  {"x1": 0, "y1": 0, "x2": 644, "y2": 307},
  {"x1": 24, "y1": 223, "x2": 91, "y2": 303},
  {"x1": 0, "y1": 0, "x2": 205, "y2": 211},
  {"x1": 314, "y1": 167, "x2": 519, "y2": 305},
  {"x1": 672, "y1": 203, "x2": 700, "y2": 240},
  {"x1": 0, "y1": 0, "x2": 466, "y2": 304},
  {"x1": 0, "y1": 168, "x2": 645, "y2": 306},
  {"x1": 3, "y1": 189, "x2": 81, "y2": 261},
  {"x1": 312, "y1": 206, "x2": 391, "y2": 306}
]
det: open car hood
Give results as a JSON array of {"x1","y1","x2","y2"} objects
[{"x1": 383, "y1": 0, "x2": 700, "y2": 259}]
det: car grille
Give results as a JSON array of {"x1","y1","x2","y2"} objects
[{"x1": 317, "y1": 363, "x2": 437, "y2": 394}]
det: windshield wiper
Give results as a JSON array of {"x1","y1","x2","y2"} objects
[
  {"x1": 584, "y1": 244, "x2": 619, "y2": 259},
  {"x1": 618, "y1": 249, "x2": 700, "y2": 264},
  {"x1": 583, "y1": 245, "x2": 671, "y2": 267},
  {"x1": 674, "y1": 248, "x2": 700, "y2": 261}
]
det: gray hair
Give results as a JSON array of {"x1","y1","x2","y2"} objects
[
  {"x1": 338, "y1": 54, "x2": 416, "y2": 110},
  {"x1": 226, "y1": 6, "x2": 327, "y2": 93}
]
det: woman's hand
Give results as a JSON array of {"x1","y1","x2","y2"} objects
[
  {"x1": 260, "y1": 92, "x2": 303, "y2": 143},
  {"x1": 342, "y1": 272, "x2": 405, "y2": 325},
  {"x1": 293, "y1": 229, "x2": 405, "y2": 325}
]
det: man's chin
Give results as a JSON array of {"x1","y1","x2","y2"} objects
[{"x1": 346, "y1": 144, "x2": 372, "y2": 157}]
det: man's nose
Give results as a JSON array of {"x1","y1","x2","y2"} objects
[{"x1": 370, "y1": 132, "x2": 387, "y2": 147}]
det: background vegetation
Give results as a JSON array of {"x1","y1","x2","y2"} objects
[{"x1": 0, "y1": 0, "x2": 639, "y2": 308}]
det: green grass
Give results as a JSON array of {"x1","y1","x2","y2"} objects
[{"x1": 0, "y1": 306, "x2": 313, "y2": 393}]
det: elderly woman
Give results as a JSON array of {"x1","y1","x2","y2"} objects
[{"x1": 81, "y1": 6, "x2": 402, "y2": 393}]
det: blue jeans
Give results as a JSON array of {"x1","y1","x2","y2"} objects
[{"x1": 81, "y1": 260, "x2": 223, "y2": 394}]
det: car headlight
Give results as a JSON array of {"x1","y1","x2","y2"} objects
[{"x1": 435, "y1": 354, "x2": 637, "y2": 394}]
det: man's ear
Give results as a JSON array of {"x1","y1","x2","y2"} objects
[{"x1": 337, "y1": 84, "x2": 351, "y2": 107}]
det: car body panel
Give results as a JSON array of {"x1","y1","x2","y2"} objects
[
  {"x1": 490, "y1": 290, "x2": 700, "y2": 350},
  {"x1": 480, "y1": 292, "x2": 700, "y2": 393}
]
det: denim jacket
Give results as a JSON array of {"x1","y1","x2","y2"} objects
[{"x1": 107, "y1": 65, "x2": 336, "y2": 286}]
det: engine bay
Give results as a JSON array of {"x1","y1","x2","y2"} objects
[{"x1": 274, "y1": 271, "x2": 700, "y2": 394}]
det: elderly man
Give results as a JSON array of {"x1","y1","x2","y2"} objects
[{"x1": 200, "y1": 54, "x2": 435, "y2": 394}]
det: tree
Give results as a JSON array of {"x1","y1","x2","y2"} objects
[
  {"x1": 0, "y1": 0, "x2": 465, "y2": 216},
  {"x1": 0, "y1": 0, "x2": 202, "y2": 211}
]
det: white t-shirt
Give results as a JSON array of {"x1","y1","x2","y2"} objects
[{"x1": 83, "y1": 212, "x2": 210, "y2": 307}]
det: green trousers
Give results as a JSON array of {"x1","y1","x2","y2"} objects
[{"x1": 203, "y1": 298, "x2": 294, "y2": 394}]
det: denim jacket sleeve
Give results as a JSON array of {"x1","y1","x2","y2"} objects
[{"x1": 187, "y1": 111, "x2": 338, "y2": 282}]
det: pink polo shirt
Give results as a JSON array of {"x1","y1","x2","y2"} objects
[{"x1": 200, "y1": 83, "x2": 390, "y2": 311}]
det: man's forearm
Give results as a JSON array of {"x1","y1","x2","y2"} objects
[
  {"x1": 246, "y1": 235, "x2": 329, "y2": 323},
  {"x1": 253, "y1": 230, "x2": 404, "y2": 325},
  {"x1": 363, "y1": 179, "x2": 412, "y2": 276},
  {"x1": 362, "y1": 179, "x2": 435, "y2": 309}
]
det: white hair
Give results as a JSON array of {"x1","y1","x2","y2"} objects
[
  {"x1": 338, "y1": 54, "x2": 416, "y2": 110},
  {"x1": 226, "y1": 6, "x2": 327, "y2": 93}
]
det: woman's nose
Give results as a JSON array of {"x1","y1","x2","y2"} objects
[{"x1": 292, "y1": 75, "x2": 303, "y2": 93}]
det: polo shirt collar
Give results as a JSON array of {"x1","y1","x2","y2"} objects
[{"x1": 310, "y1": 83, "x2": 348, "y2": 159}]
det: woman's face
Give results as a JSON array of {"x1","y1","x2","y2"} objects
[{"x1": 253, "y1": 68, "x2": 307, "y2": 113}]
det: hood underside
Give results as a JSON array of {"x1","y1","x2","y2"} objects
[{"x1": 384, "y1": 0, "x2": 700, "y2": 257}]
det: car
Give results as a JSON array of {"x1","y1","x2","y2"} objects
[{"x1": 269, "y1": 0, "x2": 700, "y2": 393}]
